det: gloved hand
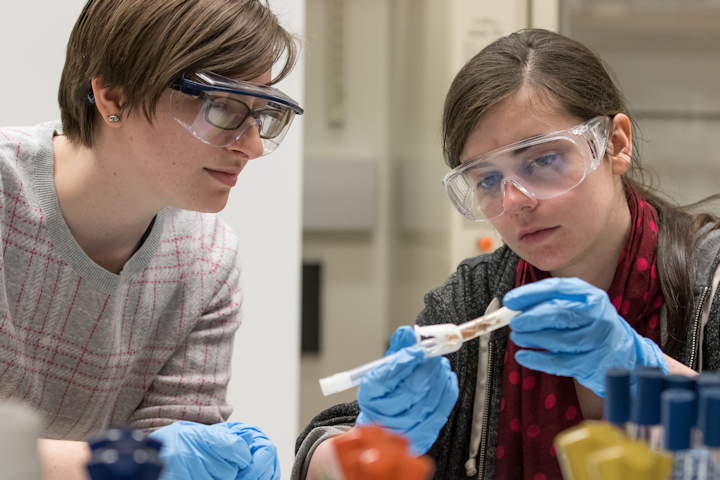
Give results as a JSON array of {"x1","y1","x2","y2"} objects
[
  {"x1": 504, "y1": 277, "x2": 668, "y2": 397},
  {"x1": 356, "y1": 326, "x2": 459, "y2": 455},
  {"x1": 149, "y1": 421, "x2": 279, "y2": 480}
]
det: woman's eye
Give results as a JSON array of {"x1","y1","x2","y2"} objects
[
  {"x1": 477, "y1": 173, "x2": 502, "y2": 191},
  {"x1": 206, "y1": 98, "x2": 248, "y2": 128},
  {"x1": 210, "y1": 100, "x2": 234, "y2": 116},
  {"x1": 533, "y1": 153, "x2": 559, "y2": 167}
]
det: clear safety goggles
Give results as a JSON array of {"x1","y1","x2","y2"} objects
[
  {"x1": 443, "y1": 116, "x2": 612, "y2": 221},
  {"x1": 169, "y1": 72, "x2": 304, "y2": 156}
]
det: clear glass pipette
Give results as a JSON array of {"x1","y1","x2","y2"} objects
[{"x1": 319, "y1": 307, "x2": 518, "y2": 396}]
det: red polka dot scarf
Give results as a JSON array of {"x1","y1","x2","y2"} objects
[{"x1": 493, "y1": 188, "x2": 664, "y2": 480}]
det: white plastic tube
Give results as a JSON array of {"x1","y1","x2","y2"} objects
[
  {"x1": 319, "y1": 307, "x2": 517, "y2": 396},
  {"x1": 320, "y1": 355, "x2": 404, "y2": 396}
]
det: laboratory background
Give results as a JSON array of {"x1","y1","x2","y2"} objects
[
  {"x1": 299, "y1": 0, "x2": 720, "y2": 425},
  {"x1": 1, "y1": 0, "x2": 719, "y2": 476}
]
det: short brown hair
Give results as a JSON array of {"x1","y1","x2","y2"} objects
[{"x1": 59, "y1": 0, "x2": 298, "y2": 146}]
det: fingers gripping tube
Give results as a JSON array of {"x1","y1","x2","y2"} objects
[
  {"x1": 413, "y1": 324, "x2": 464, "y2": 357},
  {"x1": 319, "y1": 307, "x2": 517, "y2": 396}
]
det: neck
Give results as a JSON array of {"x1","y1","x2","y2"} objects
[
  {"x1": 53, "y1": 134, "x2": 159, "y2": 273},
  {"x1": 551, "y1": 187, "x2": 631, "y2": 291}
]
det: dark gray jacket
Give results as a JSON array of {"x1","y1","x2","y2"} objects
[{"x1": 295, "y1": 231, "x2": 720, "y2": 479}]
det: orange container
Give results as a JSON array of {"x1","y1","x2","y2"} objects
[{"x1": 331, "y1": 425, "x2": 434, "y2": 480}]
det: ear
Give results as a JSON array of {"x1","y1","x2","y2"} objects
[
  {"x1": 90, "y1": 77, "x2": 126, "y2": 128},
  {"x1": 606, "y1": 113, "x2": 632, "y2": 175}
]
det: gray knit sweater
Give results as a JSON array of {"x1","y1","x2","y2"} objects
[
  {"x1": 295, "y1": 228, "x2": 720, "y2": 479},
  {"x1": 0, "y1": 123, "x2": 242, "y2": 439}
]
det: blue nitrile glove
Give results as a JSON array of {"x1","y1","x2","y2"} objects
[
  {"x1": 149, "y1": 421, "x2": 280, "y2": 480},
  {"x1": 504, "y1": 277, "x2": 668, "y2": 397},
  {"x1": 356, "y1": 326, "x2": 459, "y2": 455}
]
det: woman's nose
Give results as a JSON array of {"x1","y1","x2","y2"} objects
[
  {"x1": 502, "y1": 179, "x2": 538, "y2": 214},
  {"x1": 228, "y1": 120, "x2": 264, "y2": 159}
]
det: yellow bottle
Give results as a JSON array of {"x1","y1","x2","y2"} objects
[
  {"x1": 554, "y1": 421, "x2": 627, "y2": 480},
  {"x1": 586, "y1": 440, "x2": 672, "y2": 480}
]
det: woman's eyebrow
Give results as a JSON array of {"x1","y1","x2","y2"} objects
[
  {"x1": 510, "y1": 133, "x2": 550, "y2": 152},
  {"x1": 463, "y1": 133, "x2": 555, "y2": 166},
  {"x1": 512, "y1": 145, "x2": 533, "y2": 156},
  {"x1": 464, "y1": 160, "x2": 492, "y2": 169}
]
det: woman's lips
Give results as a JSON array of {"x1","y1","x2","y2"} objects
[
  {"x1": 205, "y1": 168, "x2": 239, "y2": 187},
  {"x1": 519, "y1": 226, "x2": 560, "y2": 243}
]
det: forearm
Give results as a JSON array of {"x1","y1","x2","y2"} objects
[
  {"x1": 305, "y1": 437, "x2": 340, "y2": 480},
  {"x1": 37, "y1": 439, "x2": 90, "y2": 480},
  {"x1": 664, "y1": 353, "x2": 698, "y2": 376},
  {"x1": 294, "y1": 421, "x2": 354, "y2": 480}
]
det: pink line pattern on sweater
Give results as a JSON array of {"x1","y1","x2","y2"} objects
[{"x1": 0, "y1": 124, "x2": 242, "y2": 440}]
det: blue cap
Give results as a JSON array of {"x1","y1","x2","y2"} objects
[
  {"x1": 662, "y1": 389, "x2": 696, "y2": 451},
  {"x1": 86, "y1": 427, "x2": 164, "y2": 480},
  {"x1": 631, "y1": 367, "x2": 665, "y2": 426},
  {"x1": 699, "y1": 388, "x2": 720, "y2": 448},
  {"x1": 697, "y1": 372, "x2": 720, "y2": 390},
  {"x1": 665, "y1": 375, "x2": 698, "y2": 426},
  {"x1": 664, "y1": 375, "x2": 696, "y2": 392},
  {"x1": 604, "y1": 368, "x2": 630, "y2": 426}
]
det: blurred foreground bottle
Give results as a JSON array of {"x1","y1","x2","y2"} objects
[
  {"x1": 0, "y1": 400, "x2": 43, "y2": 480},
  {"x1": 662, "y1": 389, "x2": 700, "y2": 480},
  {"x1": 629, "y1": 367, "x2": 665, "y2": 449},
  {"x1": 696, "y1": 387, "x2": 720, "y2": 480},
  {"x1": 323, "y1": 425, "x2": 433, "y2": 480},
  {"x1": 555, "y1": 421, "x2": 672, "y2": 480},
  {"x1": 86, "y1": 427, "x2": 163, "y2": 480}
]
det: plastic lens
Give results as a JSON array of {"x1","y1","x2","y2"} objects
[
  {"x1": 443, "y1": 116, "x2": 611, "y2": 221},
  {"x1": 258, "y1": 109, "x2": 292, "y2": 139},
  {"x1": 169, "y1": 72, "x2": 303, "y2": 156},
  {"x1": 204, "y1": 96, "x2": 249, "y2": 130},
  {"x1": 170, "y1": 90, "x2": 296, "y2": 154}
]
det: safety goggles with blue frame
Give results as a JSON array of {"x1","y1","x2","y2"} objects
[{"x1": 170, "y1": 72, "x2": 304, "y2": 156}]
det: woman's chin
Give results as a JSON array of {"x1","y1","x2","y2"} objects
[{"x1": 515, "y1": 247, "x2": 573, "y2": 274}]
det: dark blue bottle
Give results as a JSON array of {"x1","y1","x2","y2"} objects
[
  {"x1": 665, "y1": 374, "x2": 696, "y2": 393},
  {"x1": 697, "y1": 387, "x2": 720, "y2": 479},
  {"x1": 86, "y1": 428, "x2": 163, "y2": 480},
  {"x1": 663, "y1": 389, "x2": 698, "y2": 480},
  {"x1": 629, "y1": 367, "x2": 665, "y2": 448},
  {"x1": 696, "y1": 372, "x2": 720, "y2": 391},
  {"x1": 604, "y1": 368, "x2": 631, "y2": 430}
]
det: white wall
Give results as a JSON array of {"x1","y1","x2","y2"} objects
[
  {"x1": 0, "y1": 0, "x2": 303, "y2": 476},
  {"x1": 224, "y1": 0, "x2": 303, "y2": 476},
  {"x1": 300, "y1": 0, "x2": 392, "y2": 427},
  {"x1": 0, "y1": 1, "x2": 86, "y2": 124}
]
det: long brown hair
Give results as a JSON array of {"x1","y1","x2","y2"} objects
[
  {"x1": 442, "y1": 28, "x2": 719, "y2": 353},
  {"x1": 59, "y1": 0, "x2": 298, "y2": 147}
]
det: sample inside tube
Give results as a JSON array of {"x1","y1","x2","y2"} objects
[
  {"x1": 319, "y1": 307, "x2": 517, "y2": 396},
  {"x1": 458, "y1": 309, "x2": 515, "y2": 340}
]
